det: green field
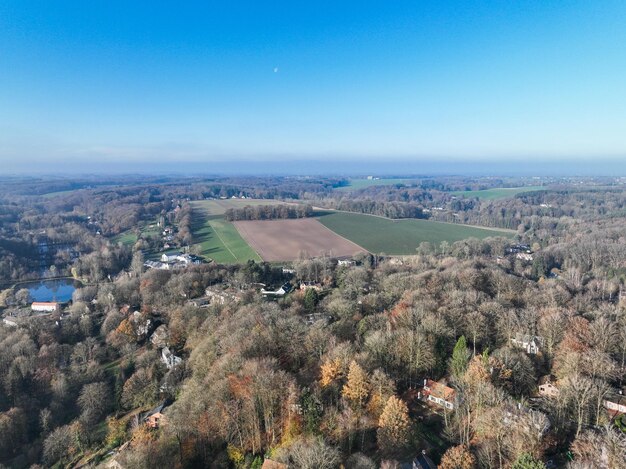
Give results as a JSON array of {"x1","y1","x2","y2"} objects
[
  {"x1": 112, "y1": 222, "x2": 161, "y2": 247},
  {"x1": 451, "y1": 186, "x2": 546, "y2": 200},
  {"x1": 316, "y1": 211, "x2": 514, "y2": 254},
  {"x1": 336, "y1": 178, "x2": 417, "y2": 191},
  {"x1": 190, "y1": 200, "x2": 264, "y2": 263}
]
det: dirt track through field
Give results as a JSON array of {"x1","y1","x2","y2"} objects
[{"x1": 233, "y1": 218, "x2": 367, "y2": 261}]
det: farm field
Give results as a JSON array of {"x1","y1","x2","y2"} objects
[
  {"x1": 190, "y1": 202, "x2": 261, "y2": 263},
  {"x1": 191, "y1": 198, "x2": 293, "y2": 216},
  {"x1": 316, "y1": 211, "x2": 514, "y2": 255},
  {"x1": 451, "y1": 186, "x2": 546, "y2": 200},
  {"x1": 233, "y1": 218, "x2": 367, "y2": 261},
  {"x1": 336, "y1": 178, "x2": 418, "y2": 191}
]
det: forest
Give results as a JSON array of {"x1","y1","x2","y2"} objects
[{"x1": 0, "y1": 175, "x2": 625, "y2": 469}]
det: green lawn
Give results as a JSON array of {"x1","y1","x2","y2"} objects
[
  {"x1": 190, "y1": 201, "x2": 261, "y2": 263},
  {"x1": 451, "y1": 186, "x2": 546, "y2": 200},
  {"x1": 316, "y1": 211, "x2": 514, "y2": 254},
  {"x1": 336, "y1": 178, "x2": 418, "y2": 191}
]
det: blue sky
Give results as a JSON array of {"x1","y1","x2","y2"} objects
[{"x1": 1, "y1": 1, "x2": 625, "y2": 171}]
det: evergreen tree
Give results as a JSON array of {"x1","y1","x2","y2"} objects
[{"x1": 450, "y1": 335, "x2": 470, "y2": 380}]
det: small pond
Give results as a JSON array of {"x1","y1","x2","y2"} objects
[{"x1": 19, "y1": 278, "x2": 81, "y2": 303}]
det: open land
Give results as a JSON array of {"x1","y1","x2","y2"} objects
[
  {"x1": 190, "y1": 198, "x2": 294, "y2": 216},
  {"x1": 190, "y1": 200, "x2": 266, "y2": 263},
  {"x1": 451, "y1": 186, "x2": 546, "y2": 200},
  {"x1": 336, "y1": 178, "x2": 418, "y2": 191},
  {"x1": 316, "y1": 211, "x2": 514, "y2": 255},
  {"x1": 233, "y1": 218, "x2": 367, "y2": 261}
]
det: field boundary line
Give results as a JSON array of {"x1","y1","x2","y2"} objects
[
  {"x1": 209, "y1": 220, "x2": 239, "y2": 261},
  {"x1": 312, "y1": 218, "x2": 371, "y2": 255}
]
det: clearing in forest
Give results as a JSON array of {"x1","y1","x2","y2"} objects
[
  {"x1": 336, "y1": 178, "x2": 418, "y2": 191},
  {"x1": 450, "y1": 186, "x2": 546, "y2": 200},
  {"x1": 233, "y1": 218, "x2": 367, "y2": 261}
]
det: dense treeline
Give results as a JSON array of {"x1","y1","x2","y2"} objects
[
  {"x1": 314, "y1": 199, "x2": 428, "y2": 219},
  {"x1": 224, "y1": 204, "x2": 313, "y2": 221}
]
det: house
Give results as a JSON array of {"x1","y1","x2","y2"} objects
[
  {"x1": 281, "y1": 267, "x2": 296, "y2": 275},
  {"x1": 299, "y1": 281, "x2": 322, "y2": 291},
  {"x1": 161, "y1": 347, "x2": 182, "y2": 369},
  {"x1": 31, "y1": 302, "x2": 60, "y2": 312},
  {"x1": 506, "y1": 244, "x2": 531, "y2": 254},
  {"x1": 420, "y1": 379, "x2": 455, "y2": 410},
  {"x1": 337, "y1": 259, "x2": 356, "y2": 267},
  {"x1": 502, "y1": 402, "x2": 550, "y2": 435},
  {"x1": 144, "y1": 402, "x2": 168, "y2": 429},
  {"x1": 161, "y1": 252, "x2": 183, "y2": 262},
  {"x1": 187, "y1": 297, "x2": 211, "y2": 307},
  {"x1": 604, "y1": 391, "x2": 626, "y2": 415},
  {"x1": 538, "y1": 376, "x2": 560, "y2": 398},
  {"x1": 516, "y1": 252, "x2": 534, "y2": 262},
  {"x1": 511, "y1": 334, "x2": 544, "y2": 355},
  {"x1": 261, "y1": 282, "x2": 292, "y2": 297}
]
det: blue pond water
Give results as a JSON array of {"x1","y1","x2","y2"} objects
[{"x1": 21, "y1": 278, "x2": 80, "y2": 303}]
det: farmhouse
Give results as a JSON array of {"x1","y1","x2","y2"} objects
[
  {"x1": 31, "y1": 302, "x2": 60, "y2": 312},
  {"x1": 420, "y1": 379, "x2": 455, "y2": 410},
  {"x1": 511, "y1": 334, "x2": 544, "y2": 355},
  {"x1": 299, "y1": 281, "x2": 322, "y2": 291}
]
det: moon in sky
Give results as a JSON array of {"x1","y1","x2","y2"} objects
[{"x1": 273, "y1": 67, "x2": 279, "y2": 73}]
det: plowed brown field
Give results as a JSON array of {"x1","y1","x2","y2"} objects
[{"x1": 233, "y1": 218, "x2": 367, "y2": 261}]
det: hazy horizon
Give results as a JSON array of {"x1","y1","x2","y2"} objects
[
  {"x1": 1, "y1": 1, "x2": 626, "y2": 170},
  {"x1": 2, "y1": 157, "x2": 625, "y2": 178}
]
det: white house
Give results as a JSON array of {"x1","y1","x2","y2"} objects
[
  {"x1": 337, "y1": 259, "x2": 356, "y2": 267},
  {"x1": 161, "y1": 347, "x2": 182, "y2": 369},
  {"x1": 161, "y1": 252, "x2": 183, "y2": 263},
  {"x1": 261, "y1": 283, "x2": 292, "y2": 297},
  {"x1": 511, "y1": 334, "x2": 544, "y2": 355}
]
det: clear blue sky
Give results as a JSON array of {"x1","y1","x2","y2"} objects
[{"x1": 1, "y1": 1, "x2": 625, "y2": 171}]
